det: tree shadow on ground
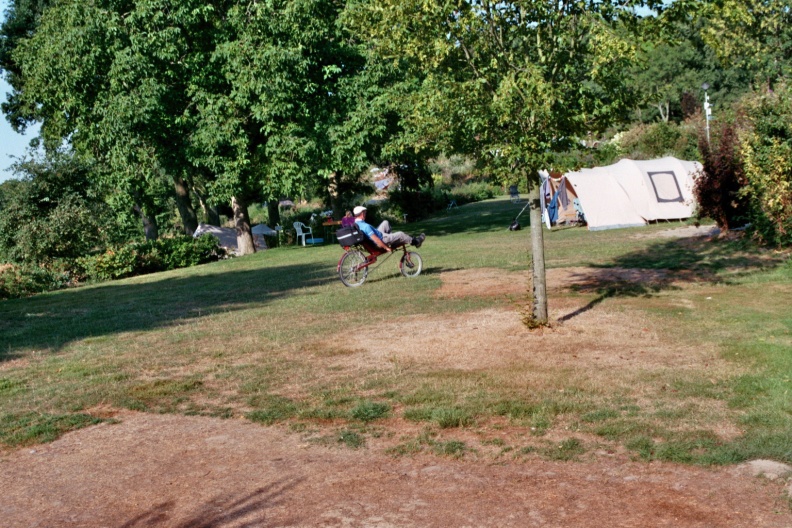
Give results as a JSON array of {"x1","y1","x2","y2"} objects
[
  {"x1": 120, "y1": 478, "x2": 302, "y2": 528},
  {"x1": 0, "y1": 261, "x2": 334, "y2": 361},
  {"x1": 558, "y1": 236, "x2": 788, "y2": 322}
]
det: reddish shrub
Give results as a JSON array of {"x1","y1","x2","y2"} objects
[{"x1": 694, "y1": 123, "x2": 750, "y2": 230}]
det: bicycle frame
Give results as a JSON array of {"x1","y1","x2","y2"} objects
[
  {"x1": 345, "y1": 241, "x2": 404, "y2": 273},
  {"x1": 337, "y1": 238, "x2": 422, "y2": 287}
]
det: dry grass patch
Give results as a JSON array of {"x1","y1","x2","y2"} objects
[
  {"x1": 312, "y1": 304, "x2": 738, "y2": 405},
  {"x1": 311, "y1": 302, "x2": 716, "y2": 379},
  {"x1": 630, "y1": 225, "x2": 720, "y2": 239},
  {"x1": 435, "y1": 268, "x2": 527, "y2": 298},
  {"x1": 434, "y1": 266, "x2": 713, "y2": 302},
  {"x1": 287, "y1": 265, "x2": 754, "y2": 454}
]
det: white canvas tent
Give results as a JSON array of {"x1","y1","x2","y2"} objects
[
  {"x1": 194, "y1": 223, "x2": 267, "y2": 254},
  {"x1": 561, "y1": 157, "x2": 702, "y2": 231}
]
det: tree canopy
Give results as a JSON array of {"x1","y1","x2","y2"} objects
[
  {"x1": 345, "y1": 0, "x2": 653, "y2": 322},
  {"x1": 6, "y1": 0, "x2": 409, "y2": 252},
  {"x1": 2, "y1": 0, "x2": 791, "y2": 279},
  {"x1": 346, "y1": 0, "x2": 647, "y2": 183}
]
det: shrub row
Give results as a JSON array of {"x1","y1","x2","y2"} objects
[
  {"x1": 0, "y1": 235, "x2": 225, "y2": 300},
  {"x1": 387, "y1": 182, "x2": 499, "y2": 221},
  {"x1": 738, "y1": 84, "x2": 792, "y2": 247},
  {"x1": 694, "y1": 82, "x2": 792, "y2": 247},
  {"x1": 76, "y1": 235, "x2": 226, "y2": 282},
  {"x1": 0, "y1": 264, "x2": 70, "y2": 300}
]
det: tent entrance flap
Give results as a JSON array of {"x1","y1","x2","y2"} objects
[{"x1": 540, "y1": 174, "x2": 581, "y2": 228}]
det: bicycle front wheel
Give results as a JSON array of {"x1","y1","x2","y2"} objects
[
  {"x1": 399, "y1": 250, "x2": 423, "y2": 278},
  {"x1": 339, "y1": 250, "x2": 368, "y2": 287}
]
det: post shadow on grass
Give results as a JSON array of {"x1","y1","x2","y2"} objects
[
  {"x1": 0, "y1": 261, "x2": 334, "y2": 361},
  {"x1": 557, "y1": 236, "x2": 787, "y2": 322},
  {"x1": 120, "y1": 479, "x2": 302, "y2": 528}
]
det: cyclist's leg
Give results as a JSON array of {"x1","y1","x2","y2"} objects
[
  {"x1": 382, "y1": 231, "x2": 412, "y2": 248},
  {"x1": 376, "y1": 220, "x2": 392, "y2": 234}
]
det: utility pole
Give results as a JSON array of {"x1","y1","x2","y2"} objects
[{"x1": 702, "y1": 82, "x2": 712, "y2": 145}]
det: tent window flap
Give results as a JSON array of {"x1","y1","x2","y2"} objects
[{"x1": 648, "y1": 171, "x2": 684, "y2": 203}]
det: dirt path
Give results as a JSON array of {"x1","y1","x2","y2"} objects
[
  {"x1": 3, "y1": 233, "x2": 792, "y2": 527},
  {"x1": 2, "y1": 411, "x2": 791, "y2": 528}
]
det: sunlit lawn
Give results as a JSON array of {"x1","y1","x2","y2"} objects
[{"x1": 1, "y1": 197, "x2": 790, "y2": 464}]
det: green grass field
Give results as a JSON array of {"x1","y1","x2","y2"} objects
[{"x1": 1, "y1": 197, "x2": 790, "y2": 464}]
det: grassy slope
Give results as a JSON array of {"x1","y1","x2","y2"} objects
[{"x1": 0, "y1": 197, "x2": 790, "y2": 463}]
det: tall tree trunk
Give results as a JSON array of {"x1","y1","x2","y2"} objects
[
  {"x1": 172, "y1": 175, "x2": 198, "y2": 235},
  {"x1": 193, "y1": 186, "x2": 220, "y2": 226},
  {"x1": 131, "y1": 190, "x2": 159, "y2": 241},
  {"x1": 232, "y1": 195, "x2": 256, "y2": 255},
  {"x1": 267, "y1": 200, "x2": 280, "y2": 227},
  {"x1": 328, "y1": 172, "x2": 341, "y2": 219},
  {"x1": 527, "y1": 180, "x2": 548, "y2": 324}
]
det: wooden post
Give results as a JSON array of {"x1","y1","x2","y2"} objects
[{"x1": 527, "y1": 182, "x2": 548, "y2": 323}]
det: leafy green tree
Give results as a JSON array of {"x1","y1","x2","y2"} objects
[
  {"x1": 347, "y1": 0, "x2": 645, "y2": 322},
  {"x1": 8, "y1": 0, "x2": 415, "y2": 254},
  {"x1": 316, "y1": 54, "x2": 427, "y2": 216},
  {"x1": 738, "y1": 82, "x2": 792, "y2": 246},
  {"x1": 695, "y1": 0, "x2": 792, "y2": 87},
  {"x1": 626, "y1": 15, "x2": 753, "y2": 124},
  {"x1": 10, "y1": 0, "x2": 209, "y2": 238},
  {"x1": 186, "y1": 0, "x2": 405, "y2": 251},
  {"x1": 184, "y1": 0, "x2": 333, "y2": 252},
  {"x1": 0, "y1": 151, "x2": 113, "y2": 265},
  {"x1": 630, "y1": 39, "x2": 709, "y2": 122},
  {"x1": 0, "y1": 0, "x2": 54, "y2": 131}
]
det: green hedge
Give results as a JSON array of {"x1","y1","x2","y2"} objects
[
  {"x1": 387, "y1": 182, "x2": 499, "y2": 220},
  {"x1": 0, "y1": 264, "x2": 70, "y2": 300},
  {"x1": 0, "y1": 235, "x2": 226, "y2": 299},
  {"x1": 738, "y1": 84, "x2": 792, "y2": 247},
  {"x1": 77, "y1": 235, "x2": 225, "y2": 281}
]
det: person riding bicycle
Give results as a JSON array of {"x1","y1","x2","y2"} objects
[{"x1": 353, "y1": 206, "x2": 425, "y2": 253}]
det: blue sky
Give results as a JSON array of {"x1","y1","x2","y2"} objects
[
  {"x1": 0, "y1": 0, "x2": 40, "y2": 183},
  {"x1": 0, "y1": 77, "x2": 39, "y2": 183}
]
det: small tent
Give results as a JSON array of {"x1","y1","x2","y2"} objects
[
  {"x1": 194, "y1": 223, "x2": 267, "y2": 254},
  {"x1": 542, "y1": 157, "x2": 702, "y2": 231}
]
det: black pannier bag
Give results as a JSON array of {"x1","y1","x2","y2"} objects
[{"x1": 336, "y1": 224, "x2": 366, "y2": 247}]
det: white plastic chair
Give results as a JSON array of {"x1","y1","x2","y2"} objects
[{"x1": 293, "y1": 222, "x2": 322, "y2": 246}]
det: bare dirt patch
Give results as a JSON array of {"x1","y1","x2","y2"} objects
[
  {"x1": 631, "y1": 225, "x2": 721, "y2": 239},
  {"x1": 2, "y1": 265, "x2": 791, "y2": 527},
  {"x1": 434, "y1": 266, "x2": 696, "y2": 299},
  {"x1": 2, "y1": 411, "x2": 790, "y2": 527},
  {"x1": 308, "y1": 280, "x2": 744, "y2": 444},
  {"x1": 312, "y1": 304, "x2": 718, "y2": 377}
]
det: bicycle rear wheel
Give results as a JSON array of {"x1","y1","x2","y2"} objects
[
  {"x1": 339, "y1": 250, "x2": 368, "y2": 287},
  {"x1": 399, "y1": 250, "x2": 423, "y2": 278}
]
